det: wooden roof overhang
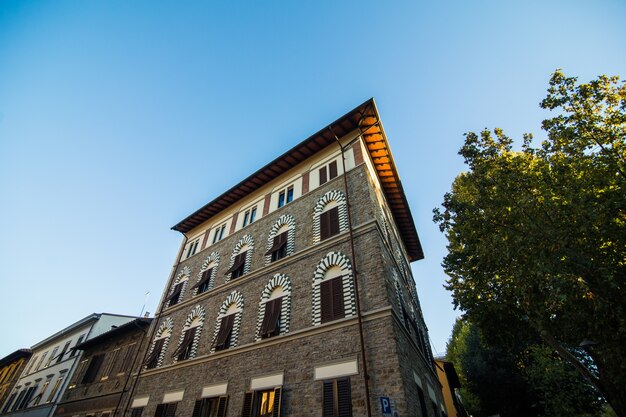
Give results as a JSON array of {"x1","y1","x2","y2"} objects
[{"x1": 172, "y1": 98, "x2": 424, "y2": 262}]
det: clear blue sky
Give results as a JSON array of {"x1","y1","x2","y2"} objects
[{"x1": 1, "y1": 0, "x2": 624, "y2": 357}]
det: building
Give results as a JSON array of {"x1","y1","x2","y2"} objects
[
  {"x1": 0, "y1": 350, "x2": 32, "y2": 410},
  {"x1": 1, "y1": 314, "x2": 137, "y2": 417},
  {"x1": 54, "y1": 318, "x2": 152, "y2": 417},
  {"x1": 127, "y1": 99, "x2": 445, "y2": 417},
  {"x1": 434, "y1": 360, "x2": 467, "y2": 417}
]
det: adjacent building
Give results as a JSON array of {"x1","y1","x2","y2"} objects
[
  {"x1": 127, "y1": 99, "x2": 446, "y2": 417},
  {"x1": 434, "y1": 360, "x2": 467, "y2": 417},
  {"x1": 54, "y1": 318, "x2": 152, "y2": 417},
  {"x1": 1, "y1": 314, "x2": 137, "y2": 417},
  {"x1": 0, "y1": 350, "x2": 32, "y2": 410}
]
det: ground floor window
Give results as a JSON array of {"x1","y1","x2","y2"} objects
[
  {"x1": 322, "y1": 378, "x2": 352, "y2": 417},
  {"x1": 241, "y1": 387, "x2": 282, "y2": 417},
  {"x1": 130, "y1": 407, "x2": 144, "y2": 417},
  {"x1": 154, "y1": 402, "x2": 178, "y2": 417},
  {"x1": 191, "y1": 396, "x2": 228, "y2": 417}
]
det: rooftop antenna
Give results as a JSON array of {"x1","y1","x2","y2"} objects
[{"x1": 139, "y1": 291, "x2": 150, "y2": 317}]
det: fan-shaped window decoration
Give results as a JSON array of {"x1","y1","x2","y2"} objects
[
  {"x1": 211, "y1": 291, "x2": 244, "y2": 353},
  {"x1": 192, "y1": 252, "x2": 220, "y2": 295},
  {"x1": 313, "y1": 191, "x2": 348, "y2": 243},
  {"x1": 255, "y1": 274, "x2": 292, "y2": 341},
  {"x1": 165, "y1": 267, "x2": 191, "y2": 308},
  {"x1": 172, "y1": 306, "x2": 205, "y2": 362},
  {"x1": 145, "y1": 318, "x2": 173, "y2": 369},
  {"x1": 264, "y1": 215, "x2": 296, "y2": 265},
  {"x1": 312, "y1": 252, "x2": 356, "y2": 326},
  {"x1": 226, "y1": 236, "x2": 254, "y2": 282}
]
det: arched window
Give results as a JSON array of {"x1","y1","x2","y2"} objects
[
  {"x1": 145, "y1": 318, "x2": 173, "y2": 369},
  {"x1": 313, "y1": 190, "x2": 348, "y2": 243},
  {"x1": 312, "y1": 252, "x2": 356, "y2": 326},
  {"x1": 192, "y1": 252, "x2": 220, "y2": 295},
  {"x1": 225, "y1": 235, "x2": 254, "y2": 281},
  {"x1": 256, "y1": 274, "x2": 292, "y2": 341},
  {"x1": 164, "y1": 267, "x2": 191, "y2": 308},
  {"x1": 211, "y1": 291, "x2": 244, "y2": 352},
  {"x1": 265, "y1": 215, "x2": 296, "y2": 264},
  {"x1": 173, "y1": 306, "x2": 205, "y2": 362}
]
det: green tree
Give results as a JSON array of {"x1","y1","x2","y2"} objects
[{"x1": 434, "y1": 71, "x2": 625, "y2": 416}]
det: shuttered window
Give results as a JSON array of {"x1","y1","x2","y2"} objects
[
  {"x1": 145, "y1": 339, "x2": 165, "y2": 369},
  {"x1": 240, "y1": 388, "x2": 281, "y2": 417},
  {"x1": 165, "y1": 283, "x2": 184, "y2": 306},
  {"x1": 322, "y1": 378, "x2": 352, "y2": 417},
  {"x1": 226, "y1": 252, "x2": 247, "y2": 279},
  {"x1": 328, "y1": 161, "x2": 338, "y2": 179},
  {"x1": 154, "y1": 403, "x2": 177, "y2": 417},
  {"x1": 319, "y1": 166, "x2": 328, "y2": 185},
  {"x1": 191, "y1": 396, "x2": 228, "y2": 417},
  {"x1": 193, "y1": 268, "x2": 213, "y2": 294},
  {"x1": 417, "y1": 386, "x2": 428, "y2": 417},
  {"x1": 266, "y1": 232, "x2": 287, "y2": 262},
  {"x1": 214, "y1": 314, "x2": 235, "y2": 351},
  {"x1": 320, "y1": 277, "x2": 345, "y2": 324},
  {"x1": 81, "y1": 354, "x2": 105, "y2": 383},
  {"x1": 130, "y1": 408, "x2": 144, "y2": 417},
  {"x1": 174, "y1": 327, "x2": 196, "y2": 361},
  {"x1": 320, "y1": 207, "x2": 340, "y2": 241},
  {"x1": 260, "y1": 298, "x2": 282, "y2": 339}
]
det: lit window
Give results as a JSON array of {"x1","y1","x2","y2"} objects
[{"x1": 242, "y1": 388, "x2": 282, "y2": 417}]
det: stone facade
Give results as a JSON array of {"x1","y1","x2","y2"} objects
[{"x1": 128, "y1": 101, "x2": 446, "y2": 417}]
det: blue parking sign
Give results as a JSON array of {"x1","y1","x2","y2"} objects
[{"x1": 380, "y1": 397, "x2": 392, "y2": 416}]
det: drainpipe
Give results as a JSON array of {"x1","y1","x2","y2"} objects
[
  {"x1": 330, "y1": 127, "x2": 373, "y2": 417},
  {"x1": 120, "y1": 234, "x2": 188, "y2": 417}
]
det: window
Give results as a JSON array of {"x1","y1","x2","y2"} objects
[
  {"x1": 320, "y1": 277, "x2": 345, "y2": 323},
  {"x1": 47, "y1": 347, "x2": 59, "y2": 367},
  {"x1": 417, "y1": 385, "x2": 428, "y2": 417},
  {"x1": 265, "y1": 232, "x2": 287, "y2": 262},
  {"x1": 145, "y1": 339, "x2": 165, "y2": 369},
  {"x1": 82, "y1": 354, "x2": 105, "y2": 384},
  {"x1": 322, "y1": 378, "x2": 352, "y2": 417},
  {"x1": 320, "y1": 207, "x2": 340, "y2": 240},
  {"x1": 242, "y1": 207, "x2": 257, "y2": 228},
  {"x1": 57, "y1": 341, "x2": 71, "y2": 363},
  {"x1": 118, "y1": 343, "x2": 137, "y2": 374},
  {"x1": 213, "y1": 314, "x2": 235, "y2": 351},
  {"x1": 277, "y1": 186, "x2": 293, "y2": 208},
  {"x1": 165, "y1": 282, "x2": 184, "y2": 306},
  {"x1": 154, "y1": 403, "x2": 177, "y2": 417},
  {"x1": 2, "y1": 392, "x2": 16, "y2": 413},
  {"x1": 241, "y1": 388, "x2": 282, "y2": 417},
  {"x1": 33, "y1": 380, "x2": 48, "y2": 406},
  {"x1": 71, "y1": 335, "x2": 85, "y2": 357},
  {"x1": 190, "y1": 396, "x2": 228, "y2": 417},
  {"x1": 101, "y1": 349, "x2": 120, "y2": 380},
  {"x1": 212, "y1": 224, "x2": 227, "y2": 244},
  {"x1": 186, "y1": 239, "x2": 200, "y2": 259},
  {"x1": 35, "y1": 353, "x2": 47, "y2": 371},
  {"x1": 260, "y1": 298, "x2": 282, "y2": 339},
  {"x1": 130, "y1": 408, "x2": 144, "y2": 417},
  {"x1": 225, "y1": 252, "x2": 247, "y2": 279},
  {"x1": 173, "y1": 327, "x2": 196, "y2": 361},
  {"x1": 46, "y1": 375, "x2": 64, "y2": 403},
  {"x1": 192, "y1": 268, "x2": 213, "y2": 294},
  {"x1": 319, "y1": 160, "x2": 338, "y2": 185}
]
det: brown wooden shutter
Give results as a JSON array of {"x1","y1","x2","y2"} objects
[
  {"x1": 130, "y1": 408, "x2": 144, "y2": 417},
  {"x1": 192, "y1": 268, "x2": 212, "y2": 290},
  {"x1": 320, "y1": 210, "x2": 330, "y2": 240},
  {"x1": 191, "y1": 400, "x2": 203, "y2": 417},
  {"x1": 320, "y1": 279, "x2": 333, "y2": 324},
  {"x1": 216, "y1": 396, "x2": 228, "y2": 417},
  {"x1": 328, "y1": 207, "x2": 340, "y2": 237},
  {"x1": 174, "y1": 327, "x2": 196, "y2": 359},
  {"x1": 164, "y1": 283, "x2": 183, "y2": 304},
  {"x1": 214, "y1": 314, "x2": 235, "y2": 350},
  {"x1": 225, "y1": 252, "x2": 246, "y2": 276},
  {"x1": 332, "y1": 277, "x2": 345, "y2": 320},
  {"x1": 265, "y1": 232, "x2": 287, "y2": 256},
  {"x1": 260, "y1": 298, "x2": 283, "y2": 338},
  {"x1": 329, "y1": 161, "x2": 338, "y2": 179},
  {"x1": 164, "y1": 403, "x2": 177, "y2": 417},
  {"x1": 322, "y1": 381, "x2": 334, "y2": 417},
  {"x1": 336, "y1": 378, "x2": 352, "y2": 417},
  {"x1": 145, "y1": 338, "x2": 164, "y2": 368},
  {"x1": 271, "y1": 387, "x2": 282, "y2": 417},
  {"x1": 241, "y1": 393, "x2": 253, "y2": 417},
  {"x1": 319, "y1": 167, "x2": 327, "y2": 185},
  {"x1": 154, "y1": 404, "x2": 166, "y2": 417}
]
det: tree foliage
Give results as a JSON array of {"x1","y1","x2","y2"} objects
[{"x1": 434, "y1": 71, "x2": 625, "y2": 415}]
